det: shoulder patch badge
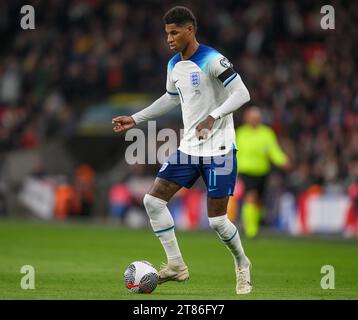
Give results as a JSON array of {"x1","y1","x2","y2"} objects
[{"x1": 220, "y1": 57, "x2": 233, "y2": 68}]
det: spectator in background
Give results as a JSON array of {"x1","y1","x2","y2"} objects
[
  {"x1": 54, "y1": 180, "x2": 81, "y2": 220},
  {"x1": 108, "y1": 183, "x2": 132, "y2": 222},
  {"x1": 74, "y1": 164, "x2": 95, "y2": 217},
  {"x1": 108, "y1": 163, "x2": 154, "y2": 222},
  {"x1": 344, "y1": 169, "x2": 358, "y2": 237},
  {"x1": 0, "y1": 57, "x2": 21, "y2": 105},
  {"x1": 232, "y1": 106, "x2": 290, "y2": 238}
]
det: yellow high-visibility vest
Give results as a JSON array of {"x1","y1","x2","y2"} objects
[{"x1": 235, "y1": 124, "x2": 287, "y2": 176}]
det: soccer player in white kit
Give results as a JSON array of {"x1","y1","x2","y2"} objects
[{"x1": 113, "y1": 6, "x2": 252, "y2": 294}]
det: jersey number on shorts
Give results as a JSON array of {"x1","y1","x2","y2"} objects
[{"x1": 209, "y1": 169, "x2": 217, "y2": 188}]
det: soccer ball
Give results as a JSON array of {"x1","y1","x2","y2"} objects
[{"x1": 124, "y1": 260, "x2": 159, "y2": 294}]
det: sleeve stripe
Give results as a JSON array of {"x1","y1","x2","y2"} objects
[
  {"x1": 223, "y1": 73, "x2": 238, "y2": 87},
  {"x1": 218, "y1": 68, "x2": 236, "y2": 83},
  {"x1": 167, "y1": 90, "x2": 179, "y2": 95}
]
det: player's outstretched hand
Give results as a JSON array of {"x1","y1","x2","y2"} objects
[
  {"x1": 195, "y1": 116, "x2": 215, "y2": 140},
  {"x1": 112, "y1": 116, "x2": 136, "y2": 133}
]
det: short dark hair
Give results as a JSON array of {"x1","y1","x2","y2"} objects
[{"x1": 163, "y1": 6, "x2": 197, "y2": 32}]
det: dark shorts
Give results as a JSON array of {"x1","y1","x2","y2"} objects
[
  {"x1": 157, "y1": 149, "x2": 237, "y2": 198},
  {"x1": 239, "y1": 173, "x2": 268, "y2": 198}
]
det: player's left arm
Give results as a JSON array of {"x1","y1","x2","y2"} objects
[{"x1": 196, "y1": 56, "x2": 250, "y2": 138}]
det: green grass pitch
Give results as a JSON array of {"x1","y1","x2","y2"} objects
[{"x1": 0, "y1": 219, "x2": 357, "y2": 300}]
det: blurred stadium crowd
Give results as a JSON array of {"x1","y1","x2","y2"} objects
[{"x1": 0, "y1": 0, "x2": 357, "y2": 230}]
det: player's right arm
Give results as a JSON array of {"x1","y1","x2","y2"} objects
[
  {"x1": 112, "y1": 93, "x2": 179, "y2": 133},
  {"x1": 112, "y1": 65, "x2": 180, "y2": 133}
]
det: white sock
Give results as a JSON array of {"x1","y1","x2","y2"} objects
[
  {"x1": 143, "y1": 194, "x2": 185, "y2": 267},
  {"x1": 208, "y1": 214, "x2": 249, "y2": 269}
]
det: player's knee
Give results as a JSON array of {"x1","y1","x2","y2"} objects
[
  {"x1": 208, "y1": 215, "x2": 227, "y2": 231},
  {"x1": 143, "y1": 194, "x2": 166, "y2": 216}
]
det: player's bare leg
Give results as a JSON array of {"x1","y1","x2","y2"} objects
[
  {"x1": 143, "y1": 177, "x2": 189, "y2": 284},
  {"x1": 207, "y1": 196, "x2": 252, "y2": 294},
  {"x1": 148, "y1": 177, "x2": 182, "y2": 202}
]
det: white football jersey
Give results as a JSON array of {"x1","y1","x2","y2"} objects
[{"x1": 166, "y1": 44, "x2": 240, "y2": 156}]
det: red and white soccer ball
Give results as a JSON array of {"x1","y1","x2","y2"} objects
[{"x1": 124, "y1": 260, "x2": 159, "y2": 294}]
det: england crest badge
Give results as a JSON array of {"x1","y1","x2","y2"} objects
[{"x1": 190, "y1": 72, "x2": 200, "y2": 87}]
